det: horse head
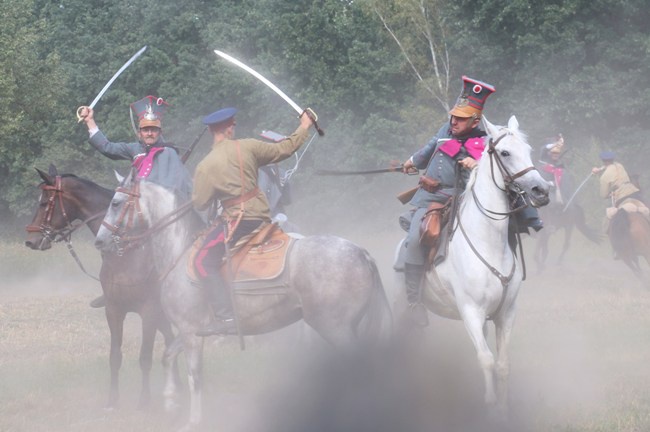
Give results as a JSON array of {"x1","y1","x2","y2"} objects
[
  {"x1": 482, "y1": 115, "x2": 550, "y2": 208},
  {"x1": 25, "y1": 165, "x2": 98, "y2": 250},
  {"x1": 94, "y1": 169, "x2": 181, "y2": 256}
]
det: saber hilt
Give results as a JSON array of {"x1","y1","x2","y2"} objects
[{"x1": 303, "y1": 108, "x2": 324, "y2": 136}]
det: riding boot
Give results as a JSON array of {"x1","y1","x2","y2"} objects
[
  {"x1": 404, "y1": 263, "x2": 429, "y2": 327},
  {"x1": 89, "y1": 294, "x2": 106, "y2": 308},
  {"x1": 196, "y1": 276, "x2": 237, "y2": 337}
]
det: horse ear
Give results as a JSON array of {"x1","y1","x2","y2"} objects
[
  {"x1": 114, "y1": 170, "x2": 125, "y2": 184},
  {"x1": 507, "y1": 115, "x2": 519, "y2": 131},
  {"x1": 482, "y1": 115, "x2": 499, "y2": 137},
  {"x1": 35, "y1": 167, "x2": 54, "y2": 185},
  {"x1": 48, "y1": 163, "x2": 58, "y2": 176}
]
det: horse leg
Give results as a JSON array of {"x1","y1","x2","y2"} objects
[
  {"x1": 158, "y1": 315, "x2": 181, "y2": 413},
  {"x1": 493, "y1": 307, "x2": 516, "y2": 419},
  {"x1": 557, "y1": 227, "x2": 573, "y2": 265},
  {"x1": 137, "y1": 308, "x2": 158, "y2": 409},
  {"x1": 162, "y1": 335, "x2": 184, "y2": 413},
  {"x1": 105, "y1": 305, "x2": 126, "y2": 410},
  {"x1": 535, "y1": 233, "x2": 549, "y2": 273},
  {"x1": 180, "y1": 334, "x2": 205, "y2": 431},
  {"x1": 460, "y1": 306, "x2": 496, "y2": 406}
]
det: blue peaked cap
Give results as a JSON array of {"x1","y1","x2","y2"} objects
[
  {"x1": 203, "y1": 107, "x2": 238, "y2": 126},
  {"x1": 599, "y1": 150, "x2": 616, "y2": 161}
]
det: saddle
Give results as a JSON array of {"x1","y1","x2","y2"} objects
[
  {"x1": 224, "y1": 223, "x2": 293, "y2": 283},
  {"x1": 606, "y1": 198, "x2": 650, "y2": 220},
  {"x1": 187, "y1": 223, "x2": 296, "y2": 294}
]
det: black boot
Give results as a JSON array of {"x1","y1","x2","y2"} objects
[
  {"x1": 196, "y1": 276, "x2": 238, "y2": 337},
  {"x1": 404, "y1": 263, "x2": 429, "y2": 327},
  {"x1": 89, "y1": 295, "x2": 106, "y2": 308}
]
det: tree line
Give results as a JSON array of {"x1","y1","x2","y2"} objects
[{"x1": 1, "y1": 0, "x2": 648, "y2": 235}]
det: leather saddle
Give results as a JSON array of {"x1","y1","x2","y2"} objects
[
  {"x1": 222, "y1": 222, "x2": 294, "y2": 283},
  {"x1": 186, "y1": 222, "x2": 295, "y2": 294}
]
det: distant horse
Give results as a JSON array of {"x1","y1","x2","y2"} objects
[
  {"x1": 402, "y1": 116, "x2": 549, "y2": 417},
  {"x1": 93, "y1": 172, "x2": 391, "y2": 430},
  {"x1": 609, "y1": 208, "x2": 650, "y2": 281},
  {"x1": 25, "y1": 165, "x2": 179, "y2": 410},
  {"x1": 534, "y1": 201, "x2": 601, "y2": 272}
]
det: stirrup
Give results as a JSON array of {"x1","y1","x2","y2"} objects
[{"x1": 196, "y1": 318, "x2": 236, "y2": 337}]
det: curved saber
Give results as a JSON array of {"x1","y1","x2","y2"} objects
[
  {"x1": 76, "y1": 45, "x2": 148, "y2": 121},
  {"x1": 214, "y1": 50, "x2": 324, "y2": 136},
  {"x1": 562, "y1": 171, "x2": 594, "y2": 212}
]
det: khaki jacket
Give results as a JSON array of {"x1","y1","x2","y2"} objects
[
  {"x1": 193, "y1": 127, "x2": 309, "y2": 221},
  {"x1": 599, "y1": 162, "x2": 639, "y2": 205}
]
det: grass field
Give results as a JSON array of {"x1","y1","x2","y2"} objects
[{"x1": 2, "y1": 230, "x2": 650, "y2": 432}]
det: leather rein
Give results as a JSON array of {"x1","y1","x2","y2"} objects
[
  {"x1": 100, "y1": 179, "x2": 194, "y2": 256},
  {"x1": 454, "y1": 131, "x2": 535, "y2": 300}
]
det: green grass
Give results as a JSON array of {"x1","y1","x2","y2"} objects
[{"x1": 2, "y1": 234, "x2": 650, "y2": 431}]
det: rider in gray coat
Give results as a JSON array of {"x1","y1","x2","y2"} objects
[
  {"x1": 78, "y1": 96, "x2": 193, "y2": 308},
  {"x1": 79, "y1": 95, "x2": 192, "y2": 201},
  {"x1": 400, "y1": 76, "x2": 542, "y2": 327}
]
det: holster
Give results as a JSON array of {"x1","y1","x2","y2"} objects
[
  {"x1": 418, "y1": 176, "x2": 441, "y2": 193},
  {"x1": 419, "y1": 199, "x2": 451, "y2": 247}
]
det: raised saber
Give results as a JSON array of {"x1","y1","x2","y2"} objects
[
  {"x1": 213, "y1": 49, "x2": 324, "y2": 136},
  {"x1": 562, "y1": 171, "x2": 594, "y2": 212},
  {"x1": 76, "y1": 45, "x2": 148, "y2": 121}
]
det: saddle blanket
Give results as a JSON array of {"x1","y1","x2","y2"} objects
[{"x1": 606, "y1": 198, "x2": 650, "y2": 220}]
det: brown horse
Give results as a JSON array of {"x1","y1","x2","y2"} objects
[
  {"x1": 609, "y1": 208, "x2": 650, "y2": 281},
  {"x1": 25, "y1": 165, "x2": 179, "y2": 410},
  {"x1": 534, "y1": 201, "x2": 602, "y2": 272}
]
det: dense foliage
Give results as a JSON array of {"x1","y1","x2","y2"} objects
[{"x1": 1, "y1": 0, "x2": 649, "y2": 234}]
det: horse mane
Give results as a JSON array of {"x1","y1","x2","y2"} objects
[
  {"x1": 138, "y1": 179, "x2": 205, "y2": 234},
  {"x1": 40, "y1": 173, "x2": 114, "y2": 197}
]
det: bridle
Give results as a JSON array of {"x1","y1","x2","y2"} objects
[
  {"x1": 455, "y1": 130, "x2": 536, "y2": 303},
  {"x1": 25, "y1": 175, "x2": 104, "y2": 281},
  {"x1": 101, "y1": 178, "x2": 193, "y2": 256},
  {"x1": 26, "y1": 176, "x2": 104, "y2": 244},
  {"x1": 470, "y1": 131, "x2": 538, "y2": 220}
]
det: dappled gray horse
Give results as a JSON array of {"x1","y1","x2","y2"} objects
[{"x1": 94, "y1": 172, "x2": 390, "y2": 430}]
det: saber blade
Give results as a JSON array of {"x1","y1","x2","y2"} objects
[
  {"x1": 89, "y1": 45, "x2": 148, "y2": 109},
  {"x1": 214, "y1": 50, "x2": 302, "y2": 114}
]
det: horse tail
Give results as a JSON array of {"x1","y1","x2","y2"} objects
[
  {"x1": 573, "y1": 204, "x2": 603, "y2": 244},
  {"x1": 357, "y1": 252, "x2": 393, "y2": 343}
]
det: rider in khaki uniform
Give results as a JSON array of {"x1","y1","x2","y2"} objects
[
  {"x1": 192, "y1": 107, "x2": 313, "y2": 336},
  {"x1": 592, "y1": 151, "x2": 642, "y2": 206}
]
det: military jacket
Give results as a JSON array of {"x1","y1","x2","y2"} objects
[
  {"x1": 599, "y1": 161, "x2": 639, "y2": 205},
  {"x1": 409, "y1": 123, "x2": 487, "y2": 208},
  {"x1": 192, "y1": 126, "x2": 309, "y2": 221},
  {"x1": 89, "y1": 130, "x2": 193, "y2": 200}
]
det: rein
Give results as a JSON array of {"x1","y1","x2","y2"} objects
[
  {"x1": 453, "y1": 130, "x2": 534, "y2": 316},
  {"x1": 102, "y1": 179, "x2": 195, "y2": 256}
]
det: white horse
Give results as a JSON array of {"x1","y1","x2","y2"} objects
[
  {"x1": 410, "y1": 116, "x2": 550, "y2": 416},
  {"x1": 93, "y1": 172, "x2": 391, "y2": 431}
]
